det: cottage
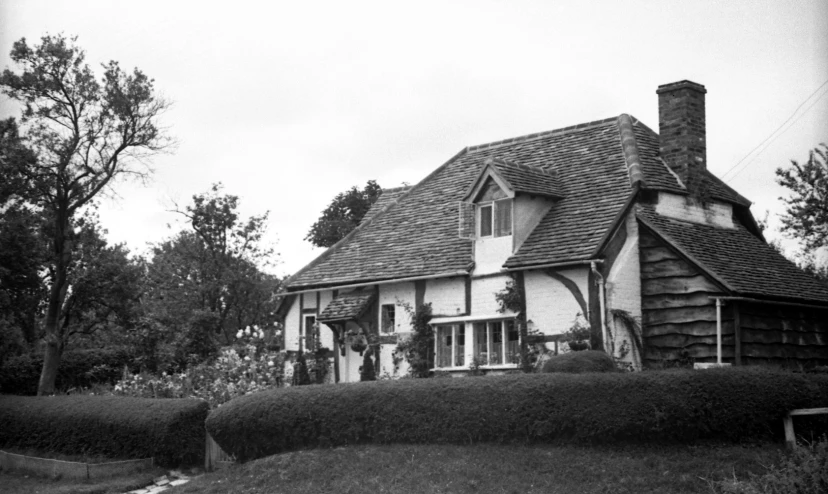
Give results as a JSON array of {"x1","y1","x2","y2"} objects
[{"x1": 279, "y1": 80, "x2": 828, "y2": 381}]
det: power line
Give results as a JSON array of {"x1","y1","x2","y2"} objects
[{"x1": 722, "y1": 78, "x2": 828, "y2": 183}]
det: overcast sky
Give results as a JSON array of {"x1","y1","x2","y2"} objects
[{"x1": 2, "y1": 0, "x2": 827, "y2": 276}]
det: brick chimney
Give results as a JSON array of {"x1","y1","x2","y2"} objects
[{"x1": 656, "y1": 80, "x2": 707, "y2": 195}]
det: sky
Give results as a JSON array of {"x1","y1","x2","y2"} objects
[{"x1": 2, "y1": 0, "x2": 827, "y2": 276}]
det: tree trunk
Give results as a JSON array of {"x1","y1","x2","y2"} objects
[{"x1": 37, "y1": 219, "x2": 71, "y2": 396}]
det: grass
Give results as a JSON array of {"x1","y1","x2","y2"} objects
[
  {"x1": 169, "y1": 442, "x2": 784, "y2": 494},
  {"x1": 0, "y1": 468, "x2": 165, "y2": 494}
]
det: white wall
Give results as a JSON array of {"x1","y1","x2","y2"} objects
[
  {"x1": 524, "y1": 267, "x2": 589, "y2": 335},
  {"x1": 284, "y1": 296, "x2": 301, "y2": 351},
  {"x1": 470, "y1": 274, "x2": 511, "y2": 315},
  {"x1": 655, "y1": 191, "x2": 734, "y2": 229},
  {"x1": 605, "y1": 212, "x2": 642, "y2": 368},
  {"x1": 474, "y1": 235, "x2": 512, "y2": 275},
  {"x1": 425, "y1": 277, "x2": 465, "y2": 316},
  {"x1": 513, "y1": 195, "x2": 554, "y2": 251},
  {"x1": 377, "y1": 282, "x2": 414, "y2": 333}
]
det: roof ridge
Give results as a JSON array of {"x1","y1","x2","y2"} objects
[
  {"x1": 617, "y1": 114, "x2": 645, "y2": 188},
  {"x1": 489, "y1": 157, "x2": 559, "y2": 178},
  {"x1": 381, "y1": 185, "x2": 413, "y2": 194},
  {"x1": 467, "y1": 115, "x2": 620, "y2": 152}
]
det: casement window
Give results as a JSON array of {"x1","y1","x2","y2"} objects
[
  {"x1": 473, "y1": 320, "x2": 519, "y2": 365},
  {"x1": 458, "y1": 176, "x2": 513, "y2": 240},
  {"x1": 435, "y1": 324, "x2": 465, "y2": 368},
  {"x1": 381, "y1": 304, "x2": 395, "y2": 333},
  {"x1": 302, "y1": 314, "x2": 316, "y2": 352},
  {"x1": 478, "y1": 198, "x2": 512, "y2": 238}
]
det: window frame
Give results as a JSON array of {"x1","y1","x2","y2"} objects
[
  {"x1": 476, "y1": 198, "x2": 512, "y2": 239},
  {"x1": 432, "y1": 317, "x2": 518, "y2": 370},
  {"x1": 381, "y1": 303, "x2": 396, "y2": 333}
]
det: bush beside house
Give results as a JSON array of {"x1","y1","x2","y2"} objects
[
  {"x1": 541, "y1": 350, "x2": 616, "y2": 373},
  {"x1": 0, "y1": 348, "x2": 137, "y2": 395},
  {"x1": 206, "y1": 367, "x2": 828, "y2": 462},
  {"x1": 0, "y1": 395, "x2": 208, "y2": 467}
]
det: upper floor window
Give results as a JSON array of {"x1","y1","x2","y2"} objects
[
  {"x1": 459, "y1": 176, "x2": 513, "y2": 240},
  {"x1": 478, "y1": 198, "x2": 512, "y2": 238},
  {"x1": 381, "y1": 304, "x2": 395, "y2": 333}
]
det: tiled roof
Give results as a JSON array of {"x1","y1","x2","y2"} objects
[
  {"x1": 501, "y1": 119, "x2": 633, "y2": 267},
  {"x1": 632, "y1": 120, "x2": 751, "y2": 206},
  {"x1": 362, "y1": 186, "x2": 412, "y2": 223},
  {"x1": 318, "y1": 291, "x2": 377, "y2": 322},
  {"x1": 637, "y1": 204, "x2": 828, "y2": 304},
  {"x1": 489, "y1": 158, "x2": 564, "y2": 199},
  {"x1": 286, "y1": 113, "x2": 763, "y2": 290}
]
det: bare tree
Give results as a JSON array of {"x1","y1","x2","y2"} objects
[{"x1": 0, "y1": 34, "x2": 173, "y2": 394}]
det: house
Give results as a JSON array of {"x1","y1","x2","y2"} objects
[{"x1": 279, "y1": 80, "x2": 828, "y2": 382}]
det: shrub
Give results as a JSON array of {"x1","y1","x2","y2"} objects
[
  {"x1": 0, "y1": 395, "x2": 208, "y2": 466},
  {"x1": 0, "y1": 347, "x2": 137, "y2": 395},
  {"x1": 541, "y1": 350, "x2": 616, "y2": 374},
  {"x1": 206, "y1": 367, "x2": 828, "y2": 462},
  {"x1": 113, "y1": 347, "x2": 284, "y2": 408}
]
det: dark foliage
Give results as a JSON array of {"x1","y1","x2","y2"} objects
[
  {"x1": 0, "y1": 348, "x2": 137, "y2": 395},
  {"x1": 305, "y1": 180, "x2": 382, "y2": 248},
  {"x1": 394, "y1": 303, "x2": 433, "y2": 377},
  {"x1": 206, "y1": 367, "x2": 828, "y2": 462},
  {"x1": 0, "y1": 395, "x2": 208, "y2": 466},
  {"x1": 541, "y1": 350, "x2": 616, "y2": 373},
  {"x1": 776, "y1": 143, "x2": 828, "y2": 254}
]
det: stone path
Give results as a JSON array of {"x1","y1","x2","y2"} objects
[{"x1": 126, "y1": 471, "x2": 191, "y2": 494}]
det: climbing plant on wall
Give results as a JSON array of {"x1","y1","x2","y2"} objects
[{"x1": 394, "y1": 302, "x2": 433, "y2": 378}]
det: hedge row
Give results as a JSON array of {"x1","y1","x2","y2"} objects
[
  {"x1": 0, "y1": 348, "x2": 137, "y2": 395},
  {"x1": 0, "y1": 395, "x2": 208, "y2": 467},
  {"x1": 206, "y1": 367, "x2": 828, "y2": 462}
]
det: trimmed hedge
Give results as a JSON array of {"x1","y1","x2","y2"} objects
[
  {"x1": 0, "y1": 348, "x2": 137, "y2": 395},
  {"x1": 0, "y1": 395, "x2": 208, "y2": 467},
  {"x1": 206, "y1": 367, "x2": 828, "y2": 462},
  {"x1": 541, "y1": 350, "x2": 616, "y2": 373}
]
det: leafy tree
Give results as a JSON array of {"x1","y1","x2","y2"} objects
[
  {"x1": 146, "y1": 184, "x2": 280, "y2": 347},
  {"x1": 305, "y1": 180, "x2": 382, "y2": 248},
  {"x1": 0, "y1": 34, "x2": 172, "y2": 394},
  {"x1": 776, "y1": 143, "x2": 828, "y2": 253},
  {"x1": 776, "y1": 143, "x2": 828, "y2": 283}
]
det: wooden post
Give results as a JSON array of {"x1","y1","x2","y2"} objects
[
  {"x1": 783, "y1": 414, "x2": 796, "y2": 450},
  {"x1": 733, "y1": 301, "x2": 741, "y2": 365}
]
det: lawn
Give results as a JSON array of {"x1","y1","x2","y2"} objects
[{"x1": 169, "y1": 442, "x2": 784, "y2": 494}]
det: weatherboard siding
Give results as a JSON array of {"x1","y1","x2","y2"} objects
[
  {"x1": 736, "y1": 302, "x2": 828, "y2": 366},
  {"x1": 638, "y1": 227, "x2": 731, "y2": 366}
]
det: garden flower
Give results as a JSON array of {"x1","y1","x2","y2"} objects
[
  {"x1": 268, "y1": 360, "x2": 275, "y2": 367},
  {"x1": 244, "y1": 356, "x2": 251, "y2": 361},
  {"x1": 245, "y1": 326, "x2": 251, "y2": 335},
  {"x1": 236, "y1": 329, "x2": 243, "y2": 338}
]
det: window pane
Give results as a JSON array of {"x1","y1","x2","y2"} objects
[
  {"x1": 505, "y1": 320, "x2": 520, "y2": 364},
  {"x1": 455, "y1": 325, "x2": 465, "y2": 367},
  {"x1": 304, "y1": 316, "x2": 316, "y2": 351},
  {"x1": 436, "y1": 326, "x2": 453, "y2": 368},
  {"x1": 480, "y1": 204, "x2": 493, "y2": 237},
  {"x1": 474, "y1": 322, "x2": 487, "y2": 364},
  {"x1": 490, "y1": 321, "x2": 502, "y2": 365},
  {"x1": 381, "y1": 304, "x2": 395, "y2": 333},
  {"x1": 495, "y1": 199, "x2": 512, "y2": 237}
]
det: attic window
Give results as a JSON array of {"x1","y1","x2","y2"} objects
[{"x1": 478, "y1": 199, "x2": 512, "y2": 238}]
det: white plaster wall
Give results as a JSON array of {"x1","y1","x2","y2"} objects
[
  {"x1": 303, "y1": 293, "x2": 318, "y2": 309},
  {"x1": 474, "y1": 235, "x2": 512, "y2": 275},
  {"x1": 379, "y1": 342, "x2": 408, "y2": 378},
  {"x1": 513, "y1": 195, "x2": 554, "y2": 251},
  {"x1": 471, "y1": 275, "x2": 511, "y2": 315},
  {"x1": 524, "y1": 267, "x2": 589, "y2": 334},
  {"x1": 283, "y1": 296, "x2": 301, "y2": 351},
  {"x1": 378, "y1": 282, "x2": 415, "y2": 333},
  {"x1": 655, "y1": 192, "x2": 734, "y2": 229},
  {"x1": 318, "y1": 290, "x2": 335, "y2": 349},
  {"x1": 605, "y1": 213, "x2": 643, "y2": 369},
  {"x1": 425, "y1": 277, "x2": 466, "y2": 316}
]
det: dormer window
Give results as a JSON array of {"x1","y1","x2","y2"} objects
[{"x1": 478, "y1": 198, "x2": 512, "y2": 237}]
